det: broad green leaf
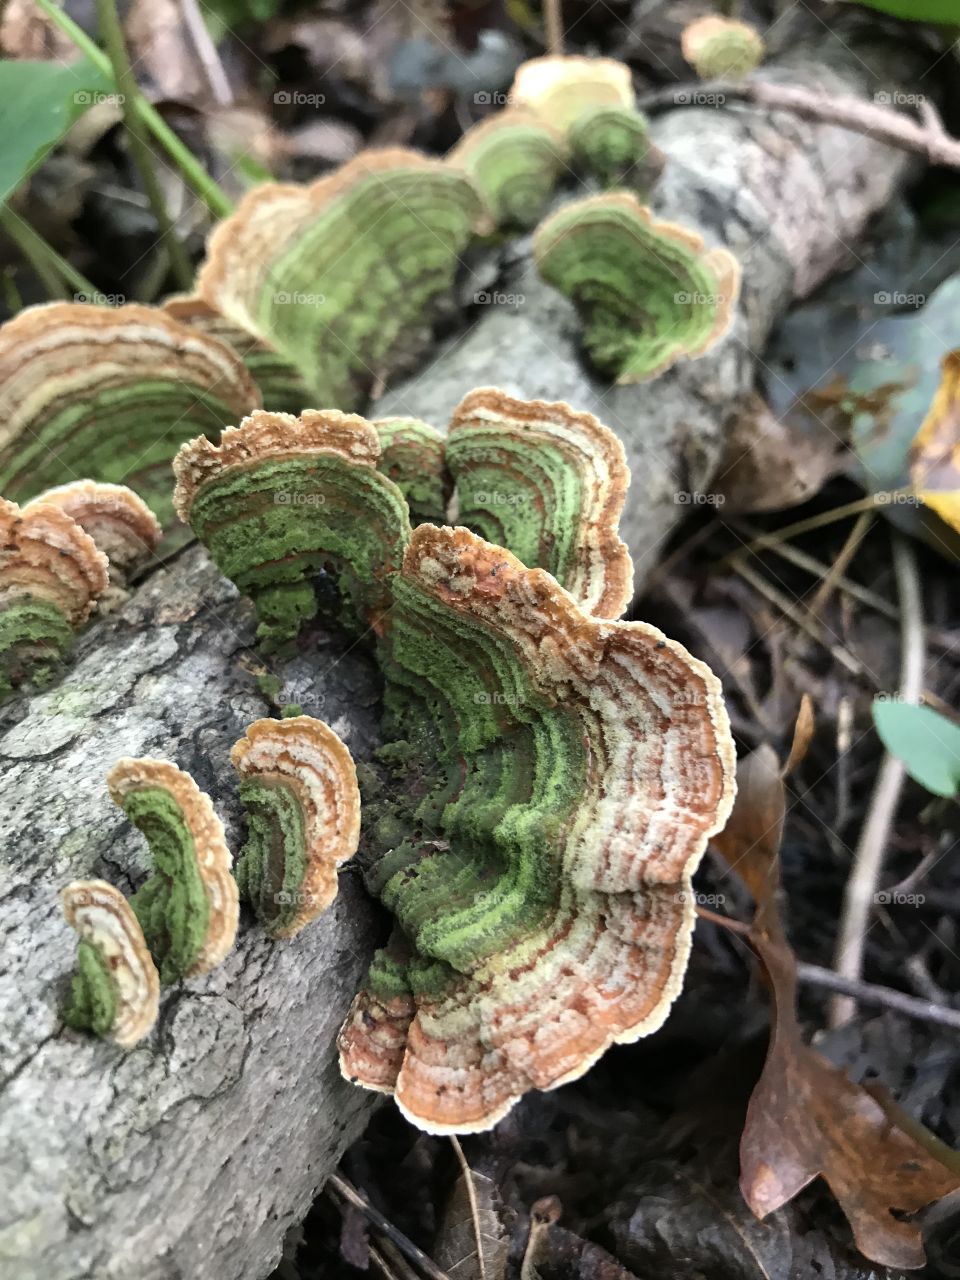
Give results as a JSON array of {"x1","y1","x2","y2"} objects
[
  {"x1": 850, "y1": 0, "x2": 960, "y2": 19},
  {"x1": 872, "y1": 699, "x2": 960, "y2": 797},
  {"x1": 0, "y1": 58, "x2": 116, "y2": 204}
]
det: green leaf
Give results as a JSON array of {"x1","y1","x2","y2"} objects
[
  {"x1": 0, "y1": 58, "x2": 116, "y2": 204},
  {"x1": 851, "y1": 0, "x2": 960, "y2": 18},
  {"x1": 872, "y1": 699, "x2": 960, "y2": 797}
]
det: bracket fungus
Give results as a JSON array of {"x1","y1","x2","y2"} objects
[
  {"x1": 680, "y1": 16, "x2": 766, "y2": 80},
  {"x1": 339, "y1": 523, "x2": 736, "y2": 1132},
  {"x1": 0, "y1": 303, "x2": 260, "y2": 521},
  {"x1": 61, "y1": 880, "x2": 161, "y2": 1047},
  {"x1": 231, "y1": 717, "x2": 361, "y2": 938},
  {"x1": 568, "y1": 106, "x2": 664, "y2": 193},
  {"x1": 0, "y1": 497, "x2": 109, "y2": 697},
  {"x1": 445, "y1": 388, "x2": 632, "y2": 617},
  {"x1": 107, "y1": 758, "x2": 239, "y2": 984},
  {"x1": 373, "y1": 417, "x2": 451, "y2": 525},
  {"x1": 448, "y1": 110, "x2": 567, "y2": 230},
  {"x1": 196, "y1": 149, "x2": 492, "y2": 409},
  {"x1": 173, "y1": 409, "x2": 411, "y2": 647},
  {"x1": 162, "y1": 295, "x2": 309, "y2": 416},
  {"x1": 533, "y1": 192, "x2": 740, "y2": 383},
  {"x1": 24, "y1": 481, "x2": 161, "y2": 584}
]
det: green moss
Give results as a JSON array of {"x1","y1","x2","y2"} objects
[
  {"x1": 125, "y1": 787, "x2": 210, "y2": 984},
  {"x1": 569, "y1": 106, "x2": 662, "y2": 192},
  {"x1": 374, "y1": 420, "x2": 451, "y2": 525},
  {"x1": 63, "y1": 939, "x2": 117, "y2": 1037},
  {"x1": 452, "y1": 116, "x2": 565, "y2": 229},
  {"x1": 235, "y1": 776, "x2": 308, "y2": 936},
  {"x1": 0, "y1": 596, "x2": 75, "y2": 701},
  {"x1": 256, "y1": 672, "x2": 284, "y2": 700}
]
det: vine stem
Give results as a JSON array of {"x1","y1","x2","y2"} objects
[
  {"x1": 0, "y1": 205, "x2": 98, "y2": 299},
  {"x1": 93, "y1": 0, "x2": 193, "y2": 289},
  {"x1": 33, "y1": 0, "x2": 233, "y2": 219}
]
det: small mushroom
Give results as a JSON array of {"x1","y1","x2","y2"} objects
[
  {"x1": 680, "y1": 16, "x2": 765, "y2": 81},
  {"x1": 448, "y1": 109, "x2": 567, "y2": 230},
  {"x1": 0, "y1": 302, "x2": 259, "y2": 522},
  {"x1": 533, "y1": 192, "x2": 740, "y2": 383},
  {"x1": 231, "y1": 716, "x2": 361, "y2": 938},
  {"x1": 339, "y1": 523, "x2": 736, "y2": 1133},
  {"x1": 568, "y1": 106, "x2": 664, "y2": 194},
  {"x1": 373, "y1": 417, "x2": 452, "y2": 526},
  {"x1": 445, "y1": 388, "x2": 632, "y2": 617},
  {"x1": 107, "y1": 757, "x2": 239, "y2": 984},
  {"x1": 173, "y1": 409, "x2": 411, "y2": 647},
  {"x1": 61, "y1": 880, "x2": 160, "y2": 1047},
  {"x1": 0, "y1": 497, "x2": 109, "y2": 697},
  {"x1": 25, "y1": 481, "x2": 161, "y2": 586},
  {"x1": 196, "y1": 148, "x2": 492, "y2": 410}
]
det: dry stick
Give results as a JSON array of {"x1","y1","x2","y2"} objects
[
  {"x1": 543, "y1": 0, "x2": 564, "y2": 57},
  {"x1": 638, "y1": 78, "x2": 960, "y2": 169},
  {"x1": 723, "y1": 495, "x2": 890, "y2": 565},
  {"x1": 797, "y1": 962, "x2": 960, "y2": 1031},
  {"x1": 94, "y1": 0, "x2": 193, "y2": 290},
  {"x1": 830, "y1": 532, "x2": 925, "y2": 1027},
  {"x1": 450, "y1": 1136, "x2": 486, "y2": 1280},
  {"x1": 179, "y1": 0, "x2": 233, "y2": 107},
  {"x1": 328, "y1": 1174, "x2": 454, "y2": 1280},
  {"x1": 807, "y1": 510, "x2": 873, "y2": 617}
]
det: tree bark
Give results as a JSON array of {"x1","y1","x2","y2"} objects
[
  {"x1": 0, "y1": 546, "x2": 385, "y2": 1280},
  {"x1": 0, "y1": 12, "x2": 937, "y2": 1280},
  {"x1": 377, "y1": 14, "x2": 923, "y2": 583}
]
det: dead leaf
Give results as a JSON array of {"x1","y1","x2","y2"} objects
[
  {"x1": 910, "y1": 348, "x2": 960, "y2": 533},
  {"x1": 712, "y1": 732, "x2": 960, "y2": 1270},
  {"x1": 781, "y1": 693, "x2": 815, "y2": 780},
  {"x1": 434, "y1": 1168, "x2": 510, "y2": 1280}
]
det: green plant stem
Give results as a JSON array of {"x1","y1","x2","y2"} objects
[
  {"x1": 33, "y1": 0, "x2": 233, "y2": 220},
  {"x1": 0, "y1": 205, "x2": 98, "y2": 298},
  {"x1": 93, "y1": 0, "x2": 193, "y2": 290}
]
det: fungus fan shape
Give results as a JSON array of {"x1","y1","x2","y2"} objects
[
  {"x1": 231, "y1": 717, "x2": 361, "y2": 938},
  {"x1": 568, "y1": 106, "x2": 664, "y2": 193},
  {"x1": 173, "y1": 409, "x2": 411, "y2": 647},
  {"x1": 373, "y1": 418, "x2": 451, "y2": 525},
  {"x1": 107, "y1": 758, "x2": 239, "y2": 984},
  {"x1": 534, "y1": 192, "x2": 740, "y2": 383},
  {"x1": 681, "y1": 16, "x2": 765, "y2": 80},
  {"x1": 25, "y1": 481, "x2": 161, "y2": 583},
  {"x1": 163, "y1": 296, "x2": 310, "y2": 416},
  {"x1": 0, "y1": 497, "x2": 109, "y2": 697},
  {"x1": 339, "y1": 524, "x2": 736, "y2": 1132},
  {"x1": 61, "y1": 880, "x2": 161, "y2": 1047},
  {"x1": 196, "y1": 148, "x2": 492, "y2": 409},
  {"x1": 0, "y1": 303, "x2": 260, "y2": 521},
  {"x1": 444, "y1": 388, "x2": 632, "y2": 617},
  {"x1": 448, "y1": 110, "x2": 567, "y2": 230}
]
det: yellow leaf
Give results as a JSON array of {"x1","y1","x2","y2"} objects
[{"x1": 911, "y1": 348, "x2": 960, "y2": 531}]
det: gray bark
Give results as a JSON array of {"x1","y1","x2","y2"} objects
[
  {"x1": 0, "y1": 546, "x2": 384, "y2": 1280},
  {"x1": 377, "y1": 16, "x2": 921, "y2": 583}
]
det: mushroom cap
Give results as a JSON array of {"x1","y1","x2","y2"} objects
[
  {"x1": 107, "y1": 757, "x2": 239, "y2": 980},
  {"x1": 533, "y1": 191, "x2": 740, "y2": 383},
  {"x1": 174, "y1": 409, "x2": 411, "y2": 645},
  {"x1": 162, "y1": 295, "x2": 309, "y2": 416},
  {"x1": 0, "y1": 496, "x2": 109, "y2": 624},
  {"x1": 61, "y1": 880, "x2": 160, "y2": 1047},
  {"x1": 680, "y1": 15, "x2": 765, "y2": 80},
  {"x1": 339, "y1": 523, "x2": 736, "y2": 1132},
  {"x1": 230, "y1": 716, "x2": 361, "y2": 938},
  {"x1": 373, "y1": 417, "x2": 452, "y2": 526},
  {"x1": 568, "y1": 105, "x2": 665, "y2": 193},
  {"x1": 448, "y1": 108, "x2": 567, "y2": 230},
  {"x1": 511, "y1": 56, "x2": 635, "y2": 133},
  {"x1": 25, "y1": 481, "x2": 161, "y2": 578},
  {"x1": 445, "y1": 388, "x2": 633, "y2": 617},
  {"x1": 0, "y1": 302, "x2": 259, "y2": 521},
  {"x1": 196, "y1": 148, "x2": 492, "y2": 408}
]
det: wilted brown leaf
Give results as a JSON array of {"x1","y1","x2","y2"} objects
[
  {"x1": 910, "y1": 349, "x2": 960, "y2": 534},
  {"x1": 435, "y1": 1167, "x2": 510, "y2": 1280},
  {"x1": 712, "y1": 730, "x2": 960, "y2": 1270}
]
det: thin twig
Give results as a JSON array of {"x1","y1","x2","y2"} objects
[
  {"x1": 94, "y1": 0, "x2": 193, "y2": 289},
  {"x1": 638, "y1": 77, "x2": 960, "y2": 169},
  {"x1": 797, "y1": 962, "x2": 960, "y2": 1031},
  {"x1": 179, "y1": 0, "x2": 233, "y2": 106},
  {"x1": 0, "y1": 205, "x2": 98, "y2": 298},
  {"x1": 328, "y1": 1174, "x2": 453, "y2": 1280},
  {"x1": 830, "y1": 532, "x2": 925, "y2": 1026},
  {"x1": 722, "y1": 495, "x2": 892, "y2": 565},
  {"x1": 543, "y1": 0, "x2": 564, "y2": 57},
  {"x1": 34, "y1": 0, "x2": 233, "y2": 218},
  {"x1": 807, "y1": 510, "x2": 872, "y2": 617},
  {"x1": 450, "y1": 1136, "x2": 486, "y2": 1280}
]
